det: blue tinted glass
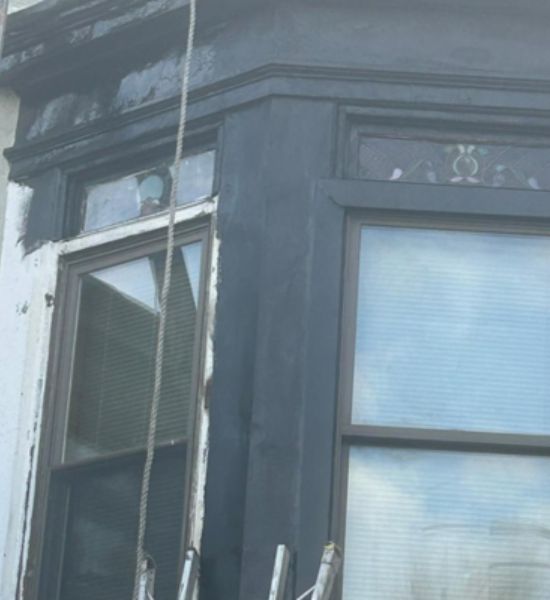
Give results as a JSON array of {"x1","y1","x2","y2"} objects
[
  {"x1": 344, "y1": 447, "x2": 550, "y2": 600},
  {"x1": 82, "y1": 150, "x2": 215, "y2": 232},
  {"x1": 352, "y1": 226, "x2": 550, "y2": 434}
]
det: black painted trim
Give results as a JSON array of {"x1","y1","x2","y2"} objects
[{"x1": 319, "y1": 178, "x2": 550, "y2": 219}]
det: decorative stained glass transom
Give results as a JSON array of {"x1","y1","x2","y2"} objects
[
  {"x1": 354, "y1": 135, "x2": 550, "y2": 191},
  {"x1": 81, "y1": 149, "x2": 215, "y2": 232}
]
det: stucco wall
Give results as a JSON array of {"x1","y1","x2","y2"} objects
[{"x1": 0, "y1": 182, "x2": 57, "y2": 600}]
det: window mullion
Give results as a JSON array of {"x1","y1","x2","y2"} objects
[{"x1": 342, "y1": 424, "x2": 550, "y2": 454}]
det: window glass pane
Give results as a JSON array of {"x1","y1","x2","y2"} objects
[
  {"x1": 344, "y1": 447, "x2": 550, "y2": 600},
  {"x1": 59, "y1": 451, "x2": 186, "y2": 600},
  {"x1": 352, "y1": 226, "x2": 550, "y2": 434},
  {"x1": 355, "y1": 136, "x2": 550, "y2": 190},
  {"x1": 66, "y1": 241, "x2": 202, "y2": 462},
  {"x1": 82, "y1": 150, "x2": 215, "y2": 232},
  {"x1": 170, "y1": 150, "x2": 216, "y2": 207}
]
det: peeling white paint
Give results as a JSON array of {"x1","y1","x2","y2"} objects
[
  {"x1": 0, "y1": 192, "x2": 218, "y2": 597},
  {"x1": 0, "y1": 183, "x2": 58, "y2": 600},
  {"x1": 187, "y1": 200, "x2": 220, "y2": 553},
  {"x1": 59, "y1": 197, "x2": 216, "y2": 255},
  {"x1": 0, "y1": 88, "x2": 19, "y2": 264}
]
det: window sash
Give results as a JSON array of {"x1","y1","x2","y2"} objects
[
  {"x1": 41, "y1": 443, "x2": 188, "y2": 600},
  {"x1": 335, "y1": 212, "x2": 550, "y2": 599},
  {"x1": 29, "y1": 222, "x2": 210, "y2": 600},
  {"x1": 49, "y1": 226, "x2": 208, "y2": 468}
]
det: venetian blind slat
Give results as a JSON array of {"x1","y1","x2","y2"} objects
[{"x1": 65, "y1": 243, "x2": 202, "y2": 462}]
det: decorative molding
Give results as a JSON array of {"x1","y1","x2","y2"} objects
[
  {"x1": 7, "y1": 62, "x2": 550, "y2": 180},
  {"x1": 3, "y1": 0, "x2": 184, "y2": 55},
  {"x1": 0, "y1": 0, "x2": 190, "y2": 92}
]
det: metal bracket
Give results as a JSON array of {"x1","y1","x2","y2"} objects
[
  {"x1": 269, "y1": 545, "x2": 291, "y2": 600},
  {"x1": 177, "y1": 548, "x2": 200, "y2": 600}
]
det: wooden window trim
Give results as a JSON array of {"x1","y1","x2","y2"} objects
[{"x1": 24, "y1": 218, "x2": 212, "y2": 600}]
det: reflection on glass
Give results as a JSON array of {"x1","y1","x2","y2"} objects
[
  {"x1": 65, "y1": 241, "x2": 202, "y2": 462},
  {"x1": 352, "y1": 226, "x2": 550, "y2": 434},
  {"x1": 344, "y1": 447, "x2": 550, "y2": 600},
  {"x1": 82, "y1": 150, "x2": 215, "y2": 232},
  {"x1": 59, "y1": 453, "x2": 186, "y2": 600}
]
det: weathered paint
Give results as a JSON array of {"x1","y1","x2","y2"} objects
[
  {"x1": 0, "y1": 191, "x2": 218, "y2": 598},
  {"x1": 0, "y1": 88, "x2": 18, "y2": 253},
  {"x1": 187, "y1": 202, "x2": 219, "y2": 552},
  {"x1": 0, "y1": 182, "x2": 57, "y2": 600},
  {"x1": 4, "y1": 1, "x2": 550, "y2": 598}
]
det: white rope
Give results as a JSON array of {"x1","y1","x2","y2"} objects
[{"x1": 132, "y1": 1, "x2": 197, "y2": 598}]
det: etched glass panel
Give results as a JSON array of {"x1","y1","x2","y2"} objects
[
  {"x1": 65, "y1": 240, "x2": 202, "y2": 462},
  {"x1": 82, "y1": 150, "x2": 215, "y2": 232},
  {"x1": 356, "y1": 136, "x2": 550, "y2": 190},
  {"x1": 352, "y1": 225, "x2": 550, "y2": 434},
  {"x1": 344, "y1": 447, "x2": 550, "y2": 600}
]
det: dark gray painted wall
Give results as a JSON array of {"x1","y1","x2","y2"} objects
[
  {"x1": 3, "y1": 1, "x2": 550, "y2": 598},
  {"x1": 8, "y1": 1, "x2": 550, "y2": 148}
]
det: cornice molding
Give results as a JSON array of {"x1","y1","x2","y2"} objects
[
  {"x1": 3, "y1": 0, "x2": 184, "y2": 53},
  {"x1": 7, "y1": 62, "x2": 550, "y2": 179},
  {"x1": 0, "y1": 0, "x2": 191, "y2": 91},
  {"x1": 0, "y1": 0, "x2": 264, "y2": 90},
  {"x1": 4, "y1": 0, "x2": 550, "y2": 94}
]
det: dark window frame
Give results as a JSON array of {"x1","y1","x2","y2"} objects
[
  {"x1": 338, "y1": 211, "x2": 550, "y2": 543},
  {"x1": 24, "y1": 217, "x2": 213, "y2": 600},
  {"x1": 301, "y1": 173, "x2": 550, "y2": 597}
]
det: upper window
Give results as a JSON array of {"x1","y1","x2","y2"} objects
[
  {"x1": 340, "y1": 217, "x2": 550, "y2": 599},
  {"x1": 80, "y1": 149, "x2": 215, "y2": 233},
  {"x1": 34, "y1": 226, "x2": 208, "y2": 600}
]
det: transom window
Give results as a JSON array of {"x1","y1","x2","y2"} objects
[
  {"x1": 345, "y1": 120, "x2": 550, "y2": 192},
  {"x1": 80, "y1": 149, "x2": 215, "y2": 233},
  {"x1": 340, "y1": 217, "x2": 550, "y2": 599}
]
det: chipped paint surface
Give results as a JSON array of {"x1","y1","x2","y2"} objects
[
  {"x1": 0, "y1": 89, "x2": 18, "y2": 258},
  {"x1": 0, "y1": 190, "x2": 217, "y2": 597},
  {"x1": 0, "y1": 182, "x2": 57, "y2": 600},
  {"x1": 187, "y1": 201, "x2": 220, "y2": 552}
]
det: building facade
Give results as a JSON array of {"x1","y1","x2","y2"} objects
[{"x1": 2, "y1": 1, "x2": 550, "y2": 599}]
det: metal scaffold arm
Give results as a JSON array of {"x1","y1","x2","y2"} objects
[{"x1": 269, "y1": 543, "x2": 342, "y2": 600}]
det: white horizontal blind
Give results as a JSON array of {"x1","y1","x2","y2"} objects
[{"x1": 66, "y1": 241, "x2": 202, "y2": 461}]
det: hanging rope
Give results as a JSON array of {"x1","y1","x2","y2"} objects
[{"x1": 132, "y1": 0, "x2": 197, "y2": 598}]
